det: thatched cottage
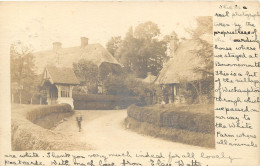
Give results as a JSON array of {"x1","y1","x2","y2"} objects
[
  {"x1": 34, "y1": 37, "x2": 122, "y2": 74},
  {"x1": 155, "y1": 35, "x2": 213, "y2": 104},
  {"x1": 34, "y1": 37, "x2": 122, "y2": 94}
]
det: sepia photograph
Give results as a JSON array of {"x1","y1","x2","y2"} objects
[{"x1": 9, "y1": 2, "x2": 214, "y2": 151}]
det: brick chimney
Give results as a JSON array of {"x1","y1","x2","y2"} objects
[
  {"x1": 81, "y1": 37, "x2": 88, "y2": 47},
  {"x1": 53, "y1": 42, "x2": 62, "y2": 51}
]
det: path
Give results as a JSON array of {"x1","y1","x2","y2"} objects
[{"x1": 54, "y1": 109, "x2": 203, "y2": 150}]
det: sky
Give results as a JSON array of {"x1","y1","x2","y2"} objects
[{"x1": 0, "y1": 2, "x2": 214, "y2": 52}]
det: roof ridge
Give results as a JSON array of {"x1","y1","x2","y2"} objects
[{"x1": 33, "y1": 43, "x2": 101, "y2": 54}]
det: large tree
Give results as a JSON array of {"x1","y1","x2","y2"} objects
[
  {"x1": 188, "y1": 16, "x2": 214, "y2": 103},
  {"x1": 115, "y1": 22, "x2": 167, "y2": 78},
  {"x1": 10, "y1": 43, "x2": 38, "y2": 104},
  {"x1": 190, "y1": 16, "x2": 213, "y2": 79}
]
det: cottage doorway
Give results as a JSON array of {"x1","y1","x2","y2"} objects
[{"x1": 48, "y1": 85, "x2": 58, "y2": 104}]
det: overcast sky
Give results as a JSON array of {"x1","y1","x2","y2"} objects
[{"x1": 0, "y1": 2, "x2": 213, "y2": 52}]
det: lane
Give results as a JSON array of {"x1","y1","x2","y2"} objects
[{"x1": 55, "y1": 109, "x2": 203, "y2": 150}]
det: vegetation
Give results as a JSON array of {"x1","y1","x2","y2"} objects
[
  {"x1": 11, "y1": 104, "x2": 91, "y2": 150},
  {"x1": 73, "y1": 59, "x2": 99, "y2": 94},
  {"x1": 186, "y1": 16, "x2": 214, "y2": 103},
  {"x1": 125, "y1": 103, "x2": 215, "y2": 148},
  {"x1": 73, "y1": 93, "x2": 138, "y2": 110},
  {"x1": 125, "y1": 117, "x2": 215, "y2": 148},
  {"x1": 127, "y1": 104, "x2": 214, "y2": 134},
  {"x1": 103, "y1": 74, "x2": 155, "y2": 105},
  {"x1": 11, "y1": 18, "x2": 213, "y2": 107},
  {"x1": 107, "y1": 21, "x2": 168, "y2": 78},
  {"x1": 10, "y1": 43, "x2": 42, "y2": 104},
  {"x1": 106, "y1": 36, "x2": 122, "y2": 57}
]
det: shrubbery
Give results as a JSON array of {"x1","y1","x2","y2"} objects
[
  {"x1": 103, "y1": 74, "x2": 155, "y2": 105},
  {"x1": 26, "y1": 104, "x2": 72, "y2": 122},
  {"x1": 127, "y1": 104, "x2": 214, "y2": 134},
  {"x1": 73, "y1": 93, "x2": 139, "y2": 110},
  {"x1": 126, "y1": 104, "x2": 215, "y2": 148}
]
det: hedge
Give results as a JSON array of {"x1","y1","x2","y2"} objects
[
  {"x1": 125, "y1": 117, "x2": 215, "y2": 148},
  {"x1": 11, "y1": 104, "x2": 92, "y2": 150},
  {"x1": 73, "y1": 93, "x2": 139, "y2": 110},
  {"x1": 127, "y1": 104, "x2": 214, "y2": 134},
  {"x1": 25, "y1": 104, "x2": 72, "y2": 123}
]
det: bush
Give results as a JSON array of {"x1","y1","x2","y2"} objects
[
  {"x1": 102, "y1": 74, "x2": 155, "y2": 106},
  {"x1": 73, "y1": 93, "x2": 139, "y2": 110},
  {"x1": 125, "y1": 117, "x2": 215, "y2": 148},
  {"x1": 26, "y1": 104, "x2": 72, "y2": 122},
  {"x1": 127, "y1": 104, "x2": 214, "y2": 134}
]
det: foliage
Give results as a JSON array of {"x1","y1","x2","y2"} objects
[
  {"x1": 10, "y1": 43, "x2": 40, "y2": 104},
  {"x1": 127, "y1": 103, "x2": 214, "y2": 134},
  {"x1": 11, "y1": 104, "x2": 90, "y2": 151},
  {"x1": 73, "y1": 93, "x2": 138, "y2": 110},
  {"x1": 106, "y1": 36, "x2": 122, "y2": 57},
  {"x1": 189, "y1": 16, "x2": 213, "y2": 78},
  {"x1": 103, "y1": 74, "x2": 129, "y2": 95},
  {"x1": 125, "y1": 117, "x2": 215, "y2": 148},
  {"x1": 103, "y1": 74, "x2": 155, "y2": 105},
  {"x1": 134, "y1": 21, "x2": 160, "y2": 40},
  {"x1": 185, "y1": 16, "x2": 214, "y2": 103},
  {"x1": 108, "y1": 22, "x2": 168, "y2": 78},
  {"x1": 73, "y1": 59, "x2": 99, "y2": 93}
]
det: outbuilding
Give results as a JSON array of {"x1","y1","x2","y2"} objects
[{"x1": 41, "y1": 66, "x2": 80, "y2": 109}]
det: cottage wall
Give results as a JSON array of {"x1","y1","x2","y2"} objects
[{"x1": 56, "y1": 85, "x2": 74, "y2": 109}]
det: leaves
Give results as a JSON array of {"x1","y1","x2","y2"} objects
[
  {"x1": 73, "y1": 59, "x2": 99, "y2": 93},
  {"x1": 106, "y1": 36, "x2": 122, "y2": 57},
  {"x1": 10, "y1": 42, "x2": 39, "y2": 103},
  {"x1": 110, "y1": 22, "x2": 167, "y2": 78}
]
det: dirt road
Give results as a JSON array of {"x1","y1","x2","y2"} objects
[{"x1": 54, "y1": 109, "x2": 203, "y2": 150}]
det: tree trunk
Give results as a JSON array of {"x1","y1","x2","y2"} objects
[{"x1": 190, "y1": 81, "x2": 200, "y2": 104}]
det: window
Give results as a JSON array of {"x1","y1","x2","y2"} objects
[{"x1": 61, "y1": 86, "x2": 70, "y2": 97}]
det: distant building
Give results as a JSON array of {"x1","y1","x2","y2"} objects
[
  {"x1": 33, "y1": 37, "x2": 121, "y2": 74},
  {"x1": 41, "y1": 66, "x2": 80, "y2": 109},
  {"x1": 34, "y1": 37, "x2": 122, "y2": 94}
]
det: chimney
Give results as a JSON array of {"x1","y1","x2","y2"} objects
[
  {"x1": 53, "y1": 42, "x2": 62, "y2": 51},
  {"x1": 81, "y1": 37, "x2": 88, "y2": 47}
]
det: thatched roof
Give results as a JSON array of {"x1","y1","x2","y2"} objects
[
  {"x1": 155, "y1": 39, "x2": 206, "y2": 84},
  {"x1": 43, "y1": 66, "x2": 80, "y2": 85},
  {"x1": 34, "y1": 43, "x2": 121, "y2": 74}
]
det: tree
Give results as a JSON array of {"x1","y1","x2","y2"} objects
[
  {"x1": 73, "y1": 59, "x2": 99, "y2": 94},
  {"x1": 115, "y1": 27, "x2": 140, "y2": 73},
  {"x1": 106, "y1": 36, "x2": 122, "y2": 58},
  {"x1": 115, "y1": 22, "x2": 167, "y2": 78},
  {"x1": 10, "y1": 42, "x2": 38, "y2": 104},
  {"x1": 134, "y1": 21, "x2": 160, "y2": 40},
  {"x1": 188, "y1": 16, "x2": 213, "y2": 80},
  {"x1": 187, "y1": 16, "x2": 214, "y2": 103}
]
